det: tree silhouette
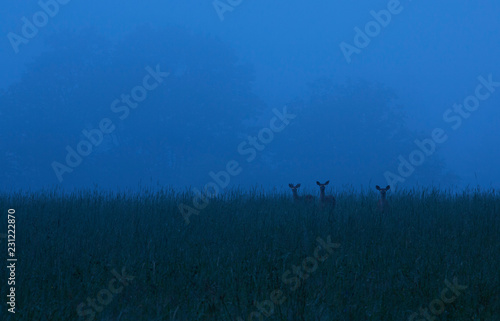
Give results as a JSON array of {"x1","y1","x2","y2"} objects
[
  {"x1": 0, "y1": 26, "x2": 264, "y2": 190},
  {"x1": 256, "y1": 77, "x2": 456, "y2": 188}
]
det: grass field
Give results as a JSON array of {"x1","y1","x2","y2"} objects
[{"x1": 1, "y1": 187, "x2": 499, "y2": 320}]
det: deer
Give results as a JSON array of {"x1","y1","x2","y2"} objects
[
  {"x1": 288, "y1": 184, "x2": 314, "y2": 203},
  {"x1": 316, "y1": 181, "x2": 336, "y2": 222},
  {"x1": 375, "y1": 185, "x2": 390, "y2": 213},
  {"x1": 316, "y1": 181, "x2": 336, "y2": 207}
]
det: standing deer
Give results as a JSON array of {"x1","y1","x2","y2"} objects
[
  {"x1": 375, "y1": 185, "x2": 390, "y2": 213},
  {"x1": 288, "y1": 184, "x2": 314, "y2": 203},
  {"x1": 316, "y1": 181, "x2": 336, "y2": 207}
]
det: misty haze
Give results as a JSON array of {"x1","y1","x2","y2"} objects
[{"x1": 0, "y1": 1, "x2": 498, "y2": 320}]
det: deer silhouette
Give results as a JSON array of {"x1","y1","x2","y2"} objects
[
  {"x1": 316, "y1": 181, "x2": 336, "y2": 223},
  {"x1": 289, "y1": 184, "x2": 314, "y2": 203},
  {"x1": 375, "y1": 185, "x2": 390, "y2": 213},
  {"x1": 316, "y1": 181, "x2": 336, "y2": 208}
]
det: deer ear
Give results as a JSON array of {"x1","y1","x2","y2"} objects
[
  {"x1": 386, "y1": 185, "x2": 390, "y2": 190},
  {"x1": 316, "y1": 181, "x2": 321, "y2": 185},
  {"x1": 289, "y1": 184, "x2": 293, "y2": 188},
  {"x1": 296, "y1": 184, "x2": 301, "y2": 188},
  {"x1": 325, "y1": 180, "x2": 329, "y2": 185},
  {"x1": 376, "y1": 185, "x2": 381, "y2": 190}
]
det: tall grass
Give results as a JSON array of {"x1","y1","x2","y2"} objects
[{"x1": 0, "y1": 187, "x2": 498, "y2": 320}]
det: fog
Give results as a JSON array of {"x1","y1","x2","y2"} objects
[{"x1": 1, "y1": 0, "x2": 499, "y2": 193}]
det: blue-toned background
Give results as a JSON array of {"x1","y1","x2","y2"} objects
[{"x1": 1, "y1": 0, "x2": 499, "y2": 192}]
